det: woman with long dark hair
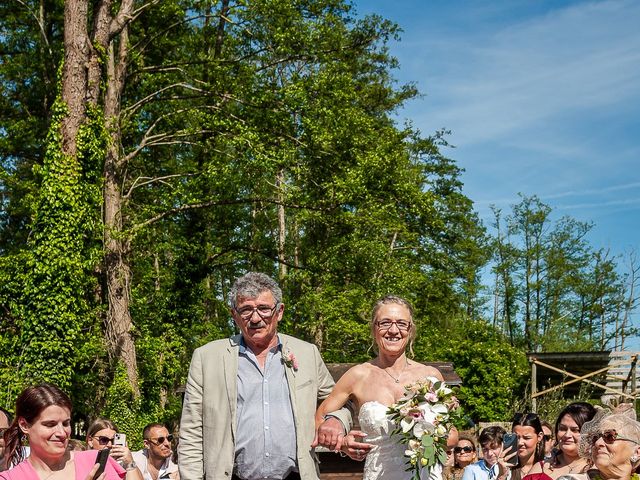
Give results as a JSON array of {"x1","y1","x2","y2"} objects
[
  {"x1": 525, "y1": 403, "x2": 596, "y2": 480},
  {"x1": 0, "y1": 384, "x2": 125, "y2": 480},
  {"x1": 512, "y1": 412, "x2": 545, "y2": 480}
]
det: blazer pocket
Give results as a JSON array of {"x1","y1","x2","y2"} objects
[{"x1": 296, "y1": 379, "x2": 313, "y2": 390}]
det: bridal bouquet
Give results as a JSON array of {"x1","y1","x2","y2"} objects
[{"x1": 387, "y1": 377, "x2": 460, "y2": 480}]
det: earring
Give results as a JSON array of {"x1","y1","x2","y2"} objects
[{"x1": 631, "y1": 454, "x2": 638, "y2": 463}]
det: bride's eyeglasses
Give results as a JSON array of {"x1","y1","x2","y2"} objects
[{"x1": 375, "y1": 320, "x2": 411, "y2": 331}]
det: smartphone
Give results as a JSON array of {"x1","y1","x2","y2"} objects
[
  {"x1": 113, "y1": 433, "x2": 126, "y2": 447},
  {"x1": 92, "y1": 448, "x2": 110, "y2": 480},
  {"x1": 502, "y1": 433, "x2": 519, "y2": 467}
]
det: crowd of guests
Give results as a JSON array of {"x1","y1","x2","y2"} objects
[
  {"x1": 0, "y1": 384, "x2": 178, "y2": 480},
  {"x1": 444, "y1": 402, "x2": 640, "y2": 480}
]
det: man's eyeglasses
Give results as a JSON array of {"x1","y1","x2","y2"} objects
[
  {"x1": 589, "y1": 430, "x2": 639, "y2": 445},
  {"x1": 146, "y1": 434, "x2": 174, "y2": 445},
  {"x1": 93, "y1": 436, "x2": 115, "y2": 446},
  {"x1": 375, "y1": 320, "x2": 411, "y2": 331},
  {"x1": 454, "y1": 446, "x2": 474, "y2": 454},
  {"x1": 234, "y1": 304, "x2": 279, "y2": 320}
]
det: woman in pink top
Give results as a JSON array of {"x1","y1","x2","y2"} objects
[{"x1": 0, "y1": 383, "x2": 125, "y2": 480}]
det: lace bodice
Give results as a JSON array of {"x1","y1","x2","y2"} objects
[{"x1": 358, "y1": 401, "x2": 443, "y2": 480}]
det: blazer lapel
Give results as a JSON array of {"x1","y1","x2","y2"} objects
[
  {"x1": 281, "y1": 335, "x2": 299, "y2": 416},
  {"x1": 224, "y1": 335, "x2": 241, "y2": 440}
]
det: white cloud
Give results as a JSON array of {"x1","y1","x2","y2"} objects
[{"x1": 408, "y1": 0, "x2": 640, "y2": 146}]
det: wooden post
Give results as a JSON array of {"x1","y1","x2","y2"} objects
[{"x1": 531, "y1": 358, "x2": 537, "y2": 412}]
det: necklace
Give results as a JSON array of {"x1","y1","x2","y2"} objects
[{"x1": 383, "y1": 359, "x2": 409, "y2": 383}]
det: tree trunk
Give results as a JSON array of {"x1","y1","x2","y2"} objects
[
  {"x1": 277, "y1": 169, "x2": 287, "y2": 280},
  {"x1": 102, "y1": 22, "x2": 140, "y2": 396},
  {"x1": 61, "y1": 0, "x2": 89, "y2": 156}
]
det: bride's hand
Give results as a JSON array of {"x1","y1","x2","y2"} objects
[{"x1": 342, "y1": 430, "x2": 373, "y2": 461}]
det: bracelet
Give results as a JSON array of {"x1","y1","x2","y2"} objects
[{"x1": 125, "y1": 461, "x2": 137, "y2": 471}]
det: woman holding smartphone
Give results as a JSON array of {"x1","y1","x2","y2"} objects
[
  {"x1": 86, "y1": 419, "x2": 143, "y2": 480},
  {"x1": 0, "y1": 384, "x2": 124, "y2": 480}
]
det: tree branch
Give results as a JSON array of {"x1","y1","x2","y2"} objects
[{"x1": 132, "y1": 197, "x2": 336, "y2": 232}]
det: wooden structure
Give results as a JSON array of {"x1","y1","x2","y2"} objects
[
  {"x1": 528, "y1": 351, "x2": 639, "y2": 411},
  {"x1": 319, "y1": 362, "x2": 461, "y2": 479}
]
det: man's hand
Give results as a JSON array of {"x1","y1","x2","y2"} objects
[
  {"x1": 341, "y1": 430, "x2": 373, "y2": 461},
  {"x1": 312, "y1": 416, "x2": 346, "y2": 451}
]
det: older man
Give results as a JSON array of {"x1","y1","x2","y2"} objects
[{"x1": 179, "y1": 272, "x2": 351, "y2": 480}]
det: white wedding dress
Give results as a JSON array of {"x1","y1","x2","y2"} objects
[{"x1": 359, "y1": 401, "x2": 443, "y2": 480}]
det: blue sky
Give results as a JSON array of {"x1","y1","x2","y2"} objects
[{"x1": 354, "y1": 0, "x2": 639, "y2": 346}]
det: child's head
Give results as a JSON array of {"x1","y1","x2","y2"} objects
[{"x1": 479, "y1": 426, "x2": 506, "y2": 467}]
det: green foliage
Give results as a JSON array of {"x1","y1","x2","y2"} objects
[
  {"x1": 490, "y1": 194, "x2": 633, "y2": 351},
  {"x1": 103, "y1": 362, "x2": 151, "y2": 450},
  {"x1": 416, "y1": 318, "x2": 529, "y2": 422},
  {"x1": 17, "y1": 91, "x2": 104, "y2": 389}
]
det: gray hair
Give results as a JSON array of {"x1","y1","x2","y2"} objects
[
  {"x1": 600, "y1": 414, "x2": 640, "y2": 444},
  {"x1": 228, "y1": 272, "x2": 283, "y2": 309}
]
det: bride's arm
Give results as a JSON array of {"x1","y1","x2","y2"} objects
[{"x1": 314, "y1": 368, "x2": 358, "y2": 430}]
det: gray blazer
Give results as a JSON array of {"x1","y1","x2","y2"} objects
[{"x1": 178, "y1": 333, "x2": 351, "y2": 480}]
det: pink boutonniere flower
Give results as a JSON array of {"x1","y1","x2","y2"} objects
[{"x1": 282, "y1": 349, "x2": 299, "y2": 371}]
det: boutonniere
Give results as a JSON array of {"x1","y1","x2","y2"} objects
[{"x1": 282, "y1": 348, "x2": 299, "y2": 371}]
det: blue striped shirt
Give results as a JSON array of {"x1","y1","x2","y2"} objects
[{"x1": 234, "y1": 337, "x2": 297, "y2": 480}]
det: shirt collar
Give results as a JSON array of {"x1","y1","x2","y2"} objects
[{"x1": 238, "y1": 335, "x2": 282, "y2": 354}]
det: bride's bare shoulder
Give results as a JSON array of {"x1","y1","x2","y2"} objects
[
  {"x1": 412, "y1": 362, "x2": 445, "y2": 381},
  {"x1": 340, "y1": 361, "x2": 377, "y2": 381}
]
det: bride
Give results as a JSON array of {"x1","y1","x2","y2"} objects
[{"x1": 315, "y1": 295, "x2": 449, "y2": 480}]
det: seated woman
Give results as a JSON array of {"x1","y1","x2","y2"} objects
[
  {"x1": 86, "y1": 419, "x2": 142, "y2": 480},
  {"x1": 314, "y1": 295, "x2": 447, "y2": 480},
  {"x1": 462, "y1": 426, "x2": 514, "y2": 480},
  {"x1": 579, "y1": 405, "x2": 640, "y2": 480},
  {"x1": 0, "y1": 383, "x2": 125, "y2": 480}
]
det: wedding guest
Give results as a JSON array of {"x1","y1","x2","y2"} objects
[
  {"x1": 86, "y1": 418, "x2": 142, "y2": 480},
  {"x1": 511, "y1": 412, "x2": 545, "y2": 480},
  {"x1": 446, "y1": 436, "x2": 477, "y2": 480},
  {"x1": 541, "y1": 421, "x2": 555, "y2": 461},
  {"x1": 462, "y1": 426, "x2": 515, "y2": 480},
  {"x1": 132, "y1": 424, "x2": 179, "y2": 480},
  {"x1": 0, "y1": 383, "x2": 124, "y2": 480},
  {"x1": 579, "y1": 405, "x2": 640, "y2": 480},
  {"x1": 526, "y1": 403, "x2": 596, "y2": 480},
  {"x1": 455, "y1": 436, "x2": 478, "y2": 469}
]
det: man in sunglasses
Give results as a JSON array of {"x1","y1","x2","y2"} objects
[
  {"x1": 179, "y1": 272, "x2": 352, "y2": 480},
  {"x1": 133, "y1": 423, "x2": 179, "y2": 480}
]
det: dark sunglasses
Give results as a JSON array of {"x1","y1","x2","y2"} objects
[
  {"x1": 454, "y1": 446, "x2": 474, "y2": 454},
  {"x1": 146, "y1": 434, "x2": 174, "y2": 445},
  {"x1": 93, "y1": 435, "x2": 114, "y2": 445},
  {"x1": 590, "y1": 430, "x2": 639, "y2": 445},
  {"x1": 543, "y1": 435, "x2": 553, "y2": 441}
]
